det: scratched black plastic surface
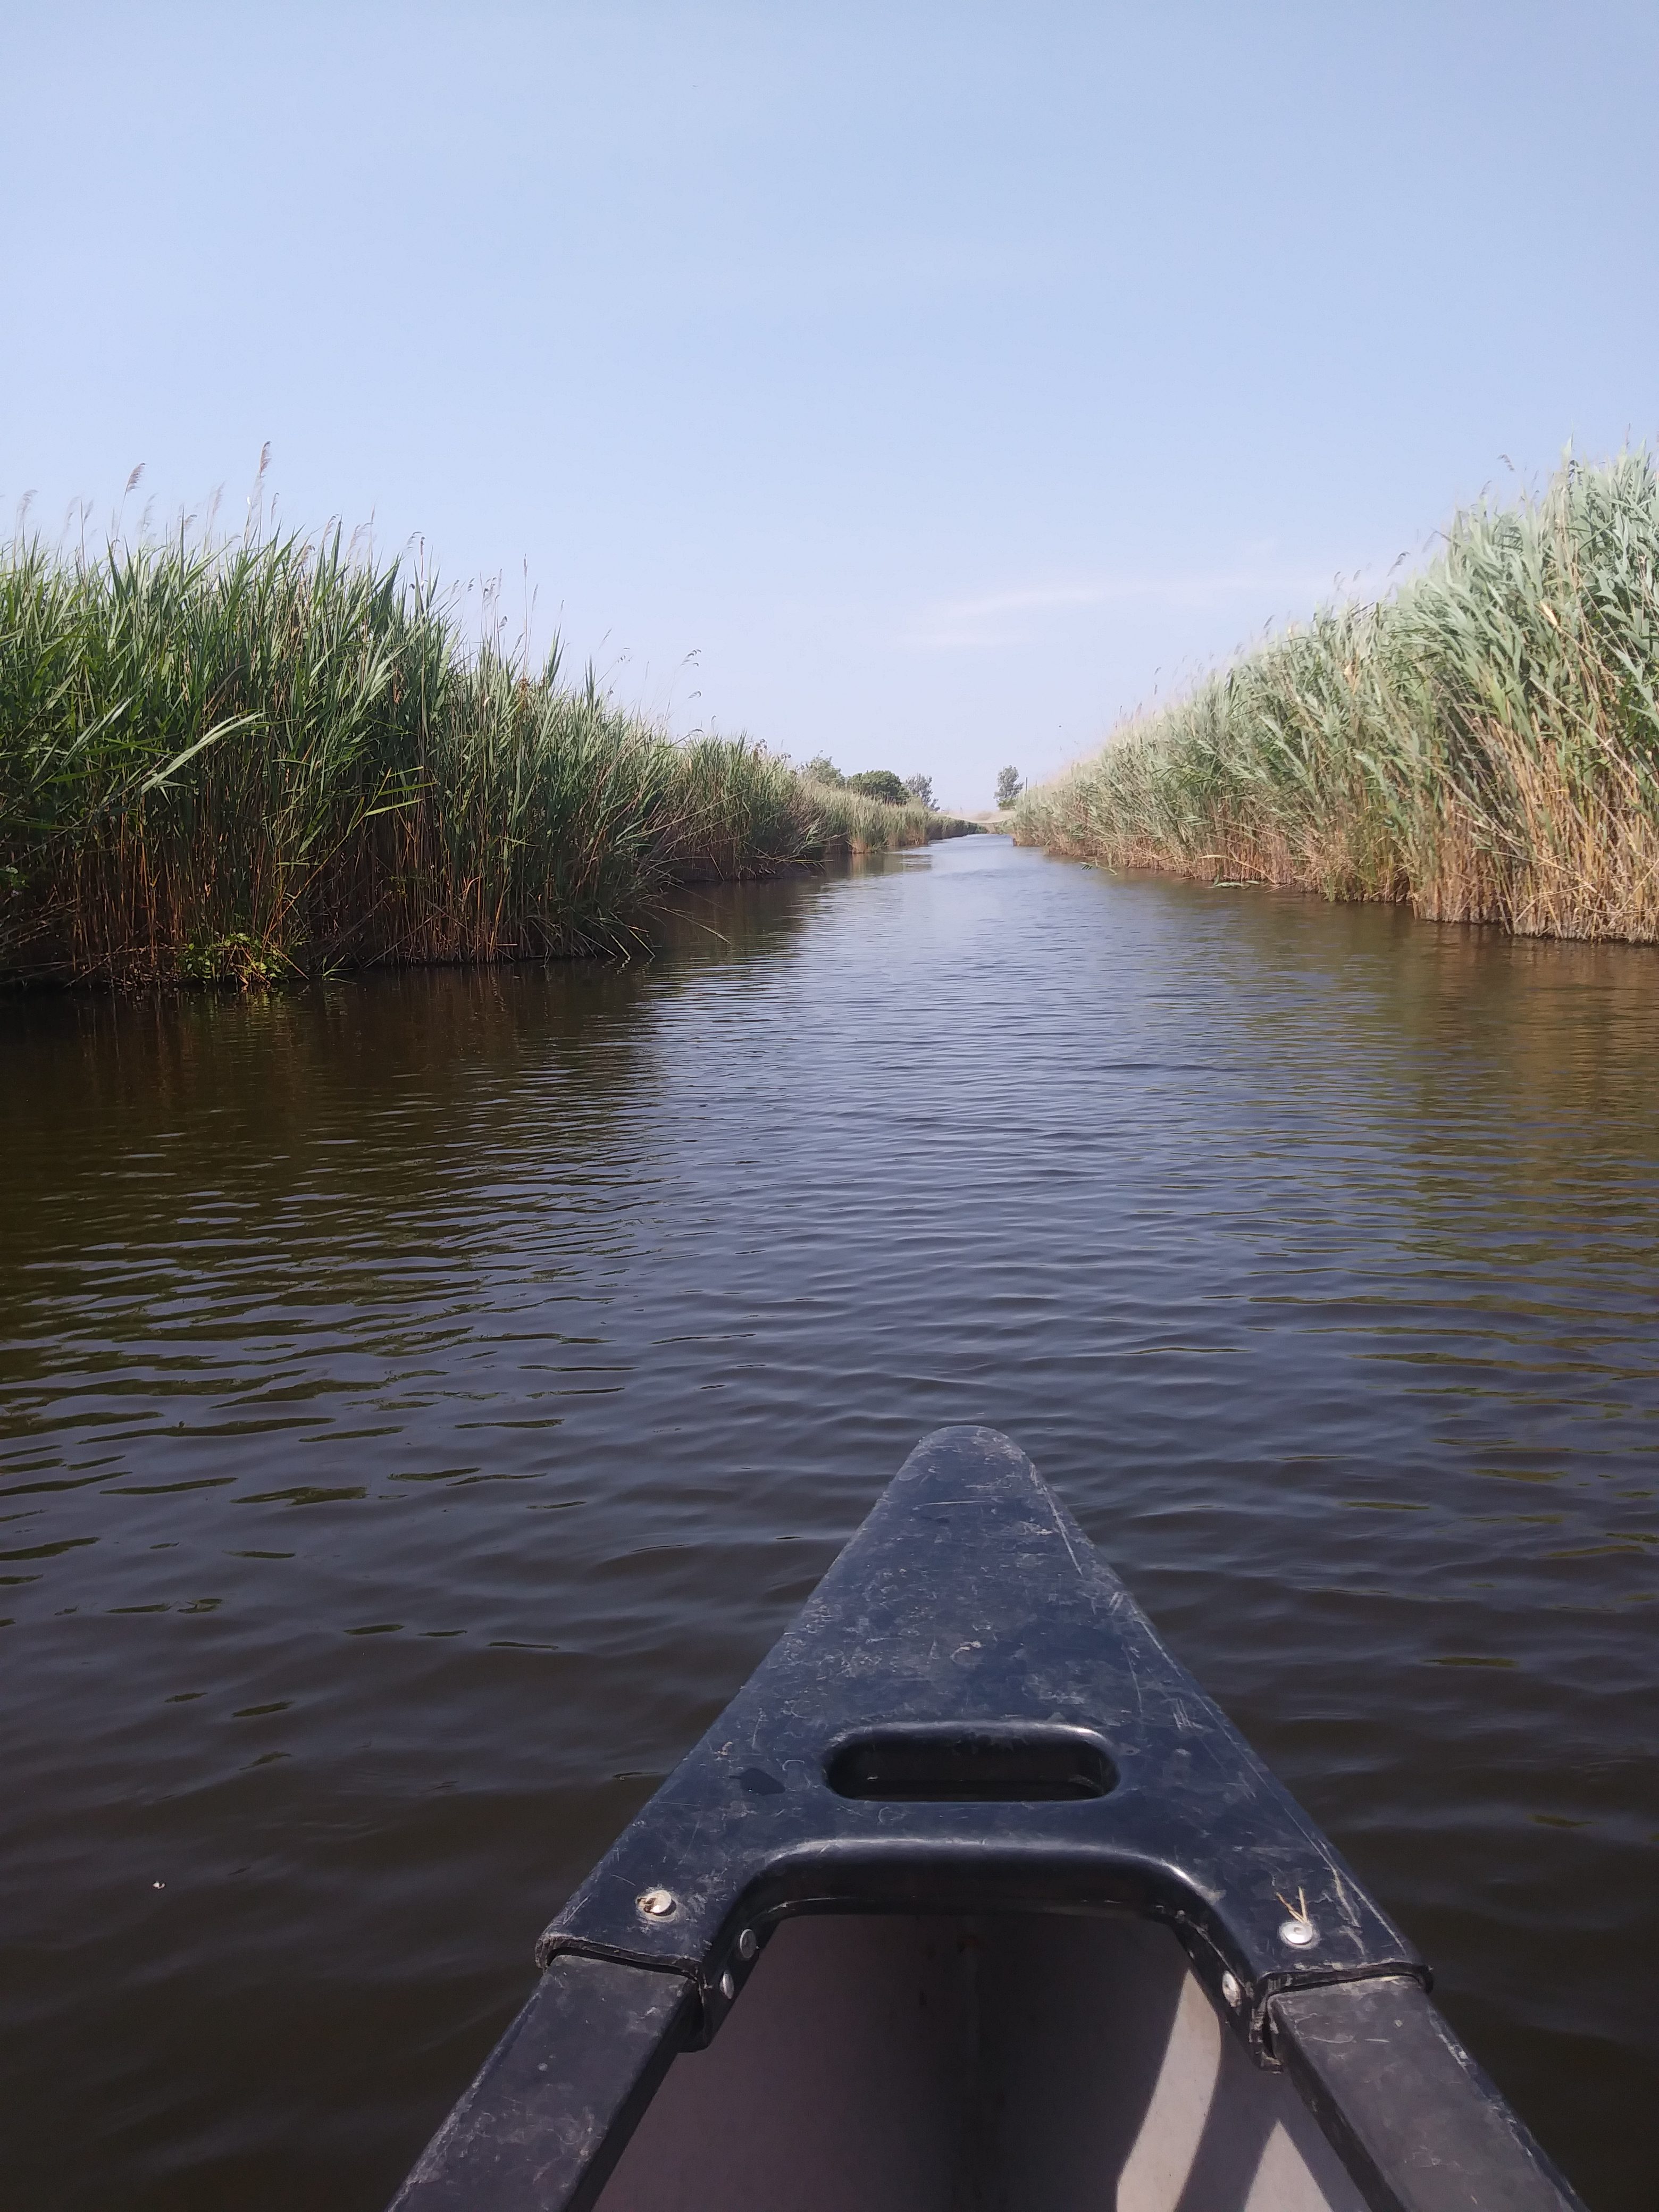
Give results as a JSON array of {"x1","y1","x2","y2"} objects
[
  {"x1": 389, "y1": 1956, "x2": 696, "y2": 2212},
  {"x1": 538, "y1": 1426, "x2": 1423, "y2": 2047},
  {"x1": 1270, "y1": 1979, "x2": 1588, "y2": 2212}
]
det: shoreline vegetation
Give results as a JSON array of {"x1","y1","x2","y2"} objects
[
  {"x1": 0, "y1": 526, "x2": 977, "y2": 987},
  {"x1": 1016, "y1": 454, "x2": 1659, "y2": 942}
]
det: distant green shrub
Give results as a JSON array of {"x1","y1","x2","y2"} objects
[{"x1": 847, "y1": 769, "x2": 910, "y2": 806}]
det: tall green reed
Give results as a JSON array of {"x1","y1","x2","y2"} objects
[
  {"x1": 1016, "y1": 454, "x2": 1659, "y2": 940},
  {"x1": 0, "y1": 527, "x2": 964, "y2": 982}
]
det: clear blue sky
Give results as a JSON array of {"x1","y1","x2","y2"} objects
[{"x1": 5, "y1": 3, "x2": 1658, "y2": 809}]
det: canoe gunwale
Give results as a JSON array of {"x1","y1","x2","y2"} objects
[{"x1": 1270, "y1": 1975, "x2": 1591, "y2": 2212}]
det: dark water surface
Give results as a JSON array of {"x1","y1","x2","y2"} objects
[{"x1": 3, "y1": 837, "x2": 1655, "y2": 2210}]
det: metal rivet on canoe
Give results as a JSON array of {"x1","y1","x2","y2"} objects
[
  {"x1": 719, "y1": 1969, "x2": 736, "y2": 2000},
  {"x1": 636, "y1": 1888, "x2": 678, "y2": 1920},
  {"x1": 1279, "y1": 1916, "x2": 1319, "y2": 1948},
  {"x1": 738, "y1": 1927, "x2": 758, "y2": 1960},
  {"x1": 1220, "y1": 1972, "x2": 1242, "y2": 2007}
]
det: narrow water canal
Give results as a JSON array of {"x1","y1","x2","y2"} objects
[{"x1": 3, "y1": 836, "x2": 1655, "y2": 2209}]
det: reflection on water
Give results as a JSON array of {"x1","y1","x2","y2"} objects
[{"x1": 2, "y1": 841, "x2": 1654, "y2": 2211}]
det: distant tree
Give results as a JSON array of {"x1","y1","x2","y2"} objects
[
  {"x1": 995, "y1": 765, "x2": 1023, "y2": 809},
  {"x1": 803, "y1": 754, "x2": 845, "y2": 785},
  {"x1": 903, "y1": 773, "x2": 935, "y2": 809},
  {"x1": 848, "y1": 768, "x2": 911, "y2": 806}
]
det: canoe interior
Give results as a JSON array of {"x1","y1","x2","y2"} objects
[{"x1": 593, "y1": 1911, "x2": 1367, "y2": 2212}]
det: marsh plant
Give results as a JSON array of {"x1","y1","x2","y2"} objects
[
  {"x1": 1017, "y1": 454, "x2": 1659, "y2": 941},
  {"x1": 0, "y1": 525, "x2": 968, "y2": 984}
]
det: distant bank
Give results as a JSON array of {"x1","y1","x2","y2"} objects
[
  {"x1": 1016, "y1": 454, "x2": 1659, "y2": 943},
  {"x1": 0, "y1": 529, "x2": 978, "y2": 986}
]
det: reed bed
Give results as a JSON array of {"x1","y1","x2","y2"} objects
[
  {"x1": 1016, "y1": 454, "x2": 1659, "y2": 940},
  {"x1": 0, "y1": 529, "x2": 968, "y2": 983}
]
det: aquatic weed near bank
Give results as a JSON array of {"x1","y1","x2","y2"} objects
[
  {"x1": 1017, "y1": 454, "x2": 1659, "y2": 941},
  {"x1": 0, "y1": 526, "x2": 971, "y2": 985}
]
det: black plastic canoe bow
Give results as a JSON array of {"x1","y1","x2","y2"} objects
[{"x1": 390, "y1": 1426, "x2": 1586, "y2": 2212}]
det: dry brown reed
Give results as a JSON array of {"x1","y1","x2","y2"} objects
[{"x1": 1016, "y1": 454, "x2": 1659, "y2": 941}]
